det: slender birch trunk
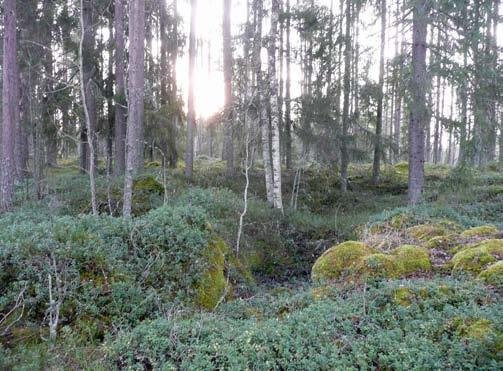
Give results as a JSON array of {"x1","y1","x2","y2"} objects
[{"x1": 184, "y1": 0, "x2": 197, "y2": 178}]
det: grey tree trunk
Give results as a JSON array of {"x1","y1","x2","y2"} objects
[
  {"x1": 269, "y1": 0, "x2": 283, "y2": 210},
  {"x1": 80, "y1": 0, "x2": 98, "y2": 215},
  {"x1": 372, "y1": 0, "x2": 386, "y2": 185},
  {"x1": 114, "y1": 0, "x2": 126, "y2": 174},
  {"x1": 0, "y1": 0, "x2": 18, "y2": 211},
  {"x1": 184, "y1": 0, "x2": 197, "y2": 178},
  {"x1": 80, "y1": 0, "x2": 98, "y2": 176},
  {"x1": 340, "y1": 0, "x2": 351, "y2": 192},
  {"x1": 285, "y1": 0, "x2": 292, "y2": 170},
  {"x1": 123, "y1": 0, "x2": 146, "y2": 216},
  {"x1": 223, "y1": 0, "x2": 234, "y2": 173},
  {"x1": 408, "y1": 0, "x2": 428, "y2": 205}
]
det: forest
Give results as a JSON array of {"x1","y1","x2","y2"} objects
[{"x1": 1, "y1": 0, "x2": 503, "y2": 369}]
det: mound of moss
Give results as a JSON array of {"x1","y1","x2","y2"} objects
[
  {"x1": 355, "y1": 253, "x2": 398, "y2": 280},
  {"x1": 311, "y1": 241, "x2": 375, "y2": 281},
  {"x1": 392, "y1": 245, "x2": 432, "y2": 276},
  {"x1": 461, "y1": 225, "x2": 499, "y2": 238},
  {"x1": 425, "y1": 234, "x2": 460, "y2": 250},
  {"x1": 406, "y1": 224, "x2": 449, "y2": 241},
  {"x1": 478, "y1": 261, "x2": 503, "y2": 288},
  {"x1": 451, "y1": 239, "x2": 503, "y2": 274}
]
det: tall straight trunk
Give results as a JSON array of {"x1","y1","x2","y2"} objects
[
  {"x1": 269, "y1": 0, "x2": 283, "y2": 210},
  {"x1": 106, "y1": 9, "x2": 114, "y2": 175},
  {"x1": 0, "y1": 0, "x2": 18, "y2": 211},
  {"x1": 408, "y1": 0, "x2": 428, "y2": 205},
  {"x1": 114, "y1": 0, "x2": 127, "y2": 174},
  {"x1": 425, "y1": 27, "x2": 434, "y2": 162},
  {"x1": 80, "y1": 0, "x2": 98, "y2": 215},
  {"x1": 253, "y1": 0, "x2": 273, "y2": 204},
  {"x1": 340, "y1": 0, "x2": 352, "y2": 192},
  {"x1": 184, "y1": 0, "x2": 197, "y2": 178},
  {"x1": 123, "y1": 0, "x2": 146, "y2": 216},
  {"x1": 459, "y1": 48, "x2": 468, "y2": 165},
  {"x1": 223, "y1": 0, "x2": 234, "y2": 173},
  {"x1": 392, "y1": 0, "x2": 403, "y2": 163},
  {"x1": 372, "y1": 0, "x2": 386, "y2": 185},
  {"x1": 284, "y1": 0, "x2": 292, "y2": 169},
  {"x1": 433, "y1": 31, "x2": 441, "y2": 164},
  {"x1": 42, "y1": 1, "x2": 57, "y2": 167},
  {"x1": 80, "y1": 0, "x2": 98, "y2": 176}
]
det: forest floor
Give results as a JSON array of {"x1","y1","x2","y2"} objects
[{"x1": 1, "y1": 159, "x2": 503, "y2": 369}]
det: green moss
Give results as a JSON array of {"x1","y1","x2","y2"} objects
[
  {"x1": 406, "y1": 224, "x2": 449, "y2": 241},
  {"x1": 451, "y1": 239, "x2": 503, "y2": 275},
  {"x1": 355, "y1": 253, "x2": 399, "y2": 280},
  {"x1": 461, "y1": 225, "x2": 499, "y2": 238},
  {"x1": 392, "y1": 245, "x2": 432, "y2": 276},
  {"x1": 425, "y1": 234, "x2": 460, "y2": 250},
  {"x1": 478, "y1": 261, "x2": 503, "y2": 288},
  {"x1": 389, "y1": 214, "x2": 413, "y2": 230},
  {"x1": 311, "y1": 241, "x2": 376, "y2": 281},
  {"x1": 452, "y1": 318, "x2": 503, "y2": 353},
  {"x1": 195, "y1": 237, "x2": 230, "y2": 310},
  {"x1": 394, "y1": 162, "x2": 409, "y2": 175},
  {"x1": 393, "y1": 287, "x2": 415, "y2": 307},
  {"x1": 145, "y1": 161, "x2": 162, "y2": 168},
  {"x1": 133, "y1": 175, "x2": 164, "y2": 194}
]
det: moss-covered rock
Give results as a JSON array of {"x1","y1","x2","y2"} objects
[
  {"x1": 425, "y1": 233, "x2": 460, "y2": 250},
  {"x1": 393, "y1": 287, "x2": 415, "y2": 307},
  {"x1": 195, "y1": 236, "x2": 230, "y2": 310},
  {"x1": 311, "y1": 241, "x2": 376, "y2": 281},
  {"x1": 132, "y1": 175, "x2": 165, "y2": 215},
  {"x1": 478, "y1": 261, "x2": 503, "y2": 288},
  {"x1": 447, "y1": 317, "x2": 503, "y2": 358},
  {"x1": 392, "y1": 245, "x2": 432, "y2": 276},
  {"x1": 406, "y1": 224, "x2": 449, "y2": 241},
  {"x1": 451, "y1": 239, "x2": 503, "y2": 275},
  {"x1": 461, "y1": 225, "x2": 499, "y2": 238},
  {"x1": 355, "y1": 253, "x2": 399, "y2": 280}
]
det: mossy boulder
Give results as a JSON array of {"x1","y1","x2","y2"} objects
[
  {"x1": 451, "y1": 239, "x2": 503, "y2": 275},
  {"x1": 311, "y1": 241, "x2": 376, "y2": 281},
  {"x1": 406, "y1": 224, "x2": 449, "y2": 241},
  {"x1": 195, "y1": 236, "x2": 230, "y2": 310},
  {"x1": 461, "y1": 225, "x2": 499, "y2": 238},
  {"x1": 355, "y1": 253, "x2": 398, "y2": 280},
  {"x1": 132, "y1": 176, "x2": 165, "y2": 215},
  {"x1": 478, "y1": 261, "x2": 503, "y2": 288},
  {"x1": 451, "y1": 317, "x2": 503, "y2": 355},
  {"x1": 425, "y1": 233, "x2": 460, "y2": 250},
  {"x1": 392, "y1": 245, "x2": 432, "y2": 276}
]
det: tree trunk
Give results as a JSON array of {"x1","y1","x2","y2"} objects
[
  {"x1": 184, "y1": 0, "x2": 197, "y2": 178},
  {"x1": 408, "y1": 0, "x2": 428, "y2": 205},
  {"x1": 372, "y1": 0, "x2": 386, "y2": 185},
  {"x1": 0, "y1": 0, "x2": 18, "y2": 211},
  {"x1": 106, "y1": 8, "x2": 114, "y2": 176},
  {"x1": 284, "y1": 0, "x2": 292, "y2": 170},
  {"x1": 79, "y1": 0, "x2": 98, "y2": 215},
  {"x1": 223, "y1": 0, "x2": 234, "y2": 173},
  {"x1": 114, "y1": 0, "x2": 126, "y2": 174},
  {"x1": 80, "y1": 0, "x2": 98, "y2": 176},
  {"x1": 269, "y1": 0, "x2": 283, "y2": 210},
  {"x1": 123, "y1": 0, "x2": 146, "y2": 216},
  {"x1": 340, "y1": 0, "x2": 352, "y2": 192}
]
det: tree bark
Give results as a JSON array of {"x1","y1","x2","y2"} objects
[
  {"x1": 372, "y1": 0, "x2": 386, "y2": 185},
  {"x1": 340, "y1": 0, "x2": 352, "y2": 192},
  {"x1": 184, "y1": 0, "x2": 197, "y2": 178},
  {"x1": 408, "y1": 0, "x2": 428, "y2": 205},
  {"x1": 223, "y1": 0, "x2": 234, "y2": 173},
  {"x1": 284, "y1": 0, "x2": 292, "y2": 170},
  {"x1": 0, "y1": 0, "x2": 18, "y2": 211},
  {"x1": 114, "y1": 0, "x2": 126, "y2": 174},
  {"x1": 269, "y1": 0, "x2": 283, "y2": 210},
  {"x1": 123, "y1": 0, "x2": 146, "y2": 216}
]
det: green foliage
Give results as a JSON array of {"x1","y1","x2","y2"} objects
[
  {"x1": 478, "y1": 261, "x2": 503, "y2": 288},
  {"x1": 106, "y1": 279, "x2": 503, "y2": 370},
  {"x1": 451, "y1": 239, "x2": 503, "y2": 275},
  {"x1": 392, "y1": 245, "x2": 432, "y2": 276}
]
